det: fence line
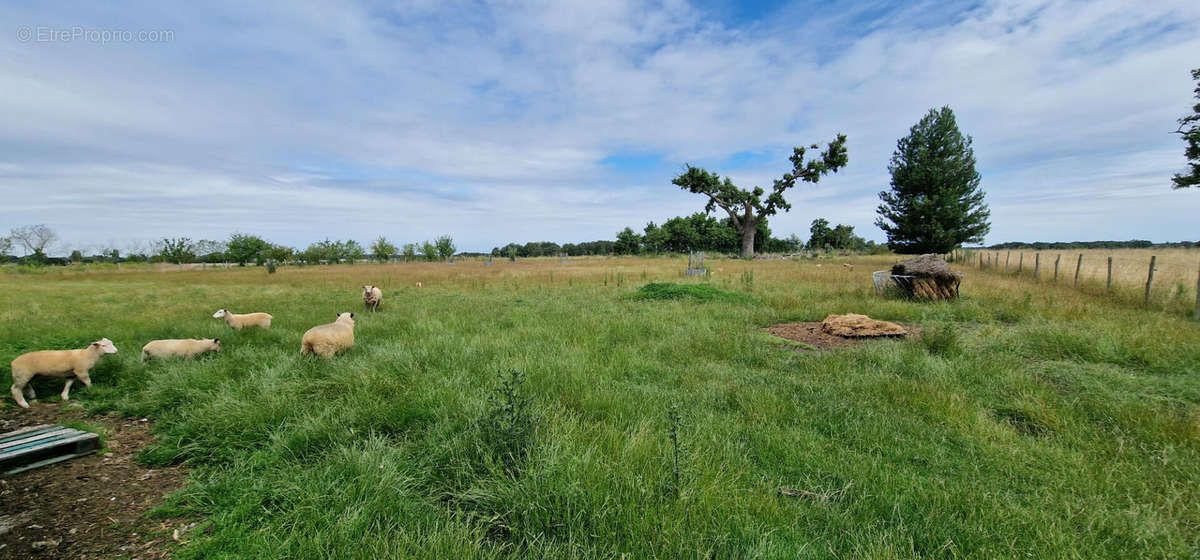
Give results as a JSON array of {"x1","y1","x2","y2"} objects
[{"x1": 949, "y1": 249, "x2": 1199, "y2": 319}]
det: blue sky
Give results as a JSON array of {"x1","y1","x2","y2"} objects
[{"x1": 1, "y1": 0, "x2": 1198, "y2": 254}]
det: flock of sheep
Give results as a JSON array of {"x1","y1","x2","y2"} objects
[{"x1": 8, "y1": 285, "x2": 385, "y2": 409}]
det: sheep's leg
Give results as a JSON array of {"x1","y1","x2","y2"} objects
[
  {"x1": 61, "y1": 379, "x2": 74, "y2": 401},
  {"x1": 12, "y1": 384, "x2": 30, "y2": 409},
  {"x1": 24, "y1": 384, "x2": 35, "y2": 399}
]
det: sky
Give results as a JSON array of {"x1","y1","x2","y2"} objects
[{"x1": 1, "y1": 0, "x2": 1198, "y2": 255}]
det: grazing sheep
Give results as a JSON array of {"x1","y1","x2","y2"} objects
[
  {"x1": 10, "y1": 338, "x2": 118, "y2": 409},
  {"x1": 362, "y1": 285, "x2": 383, "y2": 312},
  {"x1": 141, "y1": 338, "x2": 220, "y2": 361},
  {"x1": 300, "y1": 312, "x2": 356, "y2": 357},
  {"x1": 212, "y1": 309, "x2": 273, "y2": 330},
  {"x1": 843, "y1": 263, "x2": 855, "y2": 271}
]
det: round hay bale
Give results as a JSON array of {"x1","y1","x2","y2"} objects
[{"x1": 889, "y1": 254, "x2": 962, "y2": 300}]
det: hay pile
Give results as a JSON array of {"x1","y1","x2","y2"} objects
[
  {"x1": 890, "y1": 254, "x2": 962, "y2": 300},
  {"x1": 821, "y1": 314, "x2": 908, "y2": 337}
]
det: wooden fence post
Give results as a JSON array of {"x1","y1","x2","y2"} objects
[
  {"x1": 1005, "y1": 251, "x2": 1010, "y2": 274},
  {"x1": 1194, "y1": 263, "x2": 1200, "y2": 320},
  {"x1": 1054, "y1": 254, "x2": 1061, "y2": 282},
  {"x1": 1074, "y1": 254, "x2": 1082, "y2": 288},
  {"x1": 1107, "y1": 257, "x2": 1113, "y2": 293},
  {"x1": 1034, "y1": 253, "x2": 1040, "y2": 280},
  {"x1": 1144, "y1": 255, "x2": 1156, "y2": 305},
  {"x1": 1018, "y1": 253, "x2": 1023, "y2": 274}
]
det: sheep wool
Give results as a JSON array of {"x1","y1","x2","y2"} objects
[
  {"x1": 301, "y1": 312, "x2": 356, "y2": 357},
  {"x1": 10, "y1": 338, "x2": 118, "y2": 409},
  {"x1": 142, "y1": 338, "x2": 221, "y2": 361},
  {"x1": 213, "y1": 309, "x2": 273, "y2": 329},
  {"x1": 362, "y1": 285, "x2": 383, "y2": 312}
]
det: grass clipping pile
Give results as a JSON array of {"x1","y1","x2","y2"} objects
[
  {"x1": 765, "y1": 314, "x2": 909, "y2": 352},
  {"x1": 890, "y1": 254, "x2": 961, "y2": 300}
]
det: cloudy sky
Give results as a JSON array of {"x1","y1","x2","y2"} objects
[{"x1": 1, "y1": 0, "x2": 1198, "y2": 254}]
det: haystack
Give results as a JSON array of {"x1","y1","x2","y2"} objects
[
  {"x1": 890, "y1": 254, "x2": 961, "y2": 300},
  {"x1": 821, "y1": 314, "x2": 907, "y2": 337}
]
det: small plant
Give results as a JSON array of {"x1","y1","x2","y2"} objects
[
  {"x1": 662, "y1": 403, "x2": 686, "y2": 500},
  {"x1": 266, "y1": 259, "x2": 277, "y2": 274},
  {"x1": 919, "y1": 322, "x2": 960, "y2": 356},
  {"x1": 740, "y1": 269, "x2": 754, "y2": 292},
  {"x1": 480, "y1": 369, "x2": 537, "y2": 477}
]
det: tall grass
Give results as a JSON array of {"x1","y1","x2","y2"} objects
[{"x1": 1, "y1": 256, "x2": 1197, "y2": 559}]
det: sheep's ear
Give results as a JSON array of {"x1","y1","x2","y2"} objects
[
  {"x1": 350, "y1": 313, "x2": 355, "y2": 319},
  {"x1": 213, "y1": 338, "x2": 220, "y2": 344}
]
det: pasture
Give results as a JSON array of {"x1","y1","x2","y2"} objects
[{"x1": 1, "y1": 254, "x2": 1198, "y2": 559}]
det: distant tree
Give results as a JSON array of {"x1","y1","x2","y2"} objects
[
  {"x1": 807, "y1": 218, "x2": 833, "y2": 250},
  {"x1": 371, "y1": 236, "x2": 397, "y2": 261},
  {"x1": 342, "y1": 240, "x2": 365, "y2": 262},
  {"x1": 876, "y1": 106, "x2": 990, "y2": 253},
  {"x1": 1172, "y1": 68, "x2": 1200, "y2": 189},
  {"x1": 301, "y1": 240, "x2": 333, "y2": 264},
  {"x1": 9, "y1": 224, "x2": 59, "y2": 257},
  {"x1": 69, "y1": 249, "x2": 83, "y2": 263},
  {"x1": 226, "y1": 233, "x2": 270, "y2": 266},
  {"x1": 160, "y1": 237, "x2": 196, "y2": 264},
  {"x1": 263, "y1": 244, "x2": 294, "y2": 263},
  {"x1": 420, "y1": 240, "x2": 438, "y2": 261},
  {"x1": 194, "y1": 239, "x2": 228, "y2": 262},
  {"x1": 0, "y1": 236, "x2": 12, "y2": 257},
  {"x1": 673, "y1": 135, "x2": 848, "y2": 258},
  {"x1": 401, "y1": 242, "x2": 417, "y2": 262},
  {"x1": 785, "y1": 233, "x2": 803, "y2": 252},
  {"x1": 434, "y1": 235, "x2": 456, "y2": 260},
  {"x1": 614, "y1": 227, "x2": 642, "y2": 255}
]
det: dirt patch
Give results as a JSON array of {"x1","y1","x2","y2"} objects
[
  {"x1": 0, "y1": 403, "x2": 191, "y2": 559},
  {"x1": 764, "y1": 321, "x2": 918, "y2": 352}
]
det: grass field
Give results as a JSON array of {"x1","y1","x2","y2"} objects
[
  {"x1": 960, "y1": 248, "x2": 1200, "y2": 316},
  {"x1": 2, "y1": 255, "x2": 1198, "y2": 559}
]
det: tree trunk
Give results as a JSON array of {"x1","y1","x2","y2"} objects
[{"x1": 740, "y1": 226, "x2": 756, "y2": 259}]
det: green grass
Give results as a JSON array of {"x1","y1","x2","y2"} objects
[
  {"x1": 1, "y1": 258, "x2": 1197, "y2": 559},
  {"x1": 628, "y1": 281, "x2": 754, "y2": 303}
]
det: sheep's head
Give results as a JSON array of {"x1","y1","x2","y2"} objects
[
  {"x1": 362, "y1": 285, "x2": 373, "y2": 296},
  {"x1": 210, "y1": 338, "x2": 221, "y2": 352},
  {"x1": 212, "y1": 309, "x2": 228, "y2": 319},
  {"x1": 92, "y1": 338, "x2": 118, "y2": 354},
  {"x1": 336, "y1": 312, "x2": 355, "y2": 325}
]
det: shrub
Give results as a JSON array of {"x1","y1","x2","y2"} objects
[
  {"x1": 629, "y1": 282, "x2": 753, "y2": 303},
  {"x1": 919, "y1": 322, "x2": 960, "y2": 356}
]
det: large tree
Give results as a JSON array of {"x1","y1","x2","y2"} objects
[
  {"x1": 159, "y1": 237, "x2": 195, "y2": 264},
  {"x1": 876, "y1": 106, "x2": 990, "y2": 253},
  {"x1": 371, "y1": 236, "x2": 397, "y2": 261},
  {"x1": 9, "y1": 224, "x2": 58, "y2": 257},
  {"x1": 672, "y1": 135, "x2": 848, "y2": 258},
  {"x1": 226, "y1": 233, "x2": 270, "y2": 265},
  {"x1": 1172, "y1": 68, "x2": 1200, "y2": 189}
]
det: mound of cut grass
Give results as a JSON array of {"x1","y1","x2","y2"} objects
[{"x1": 628, "y1": 282, "x2": 753, "y2": 303}]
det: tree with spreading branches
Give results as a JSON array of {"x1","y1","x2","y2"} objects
[
  {"x1": 672, "y1": 135, "x2": 848, "y2": 258},
  {"x1": 159, "y1": 237, "x2": 196, "y2": 264},
  {"x1": 1172, "y1": 68, "x2": 1200, "y2": 189},
  {"x1": 8, "y1": 224, "x2": 58, "y2": 258}
]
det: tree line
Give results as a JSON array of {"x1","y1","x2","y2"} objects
[
  {"x1": 0, "y1": 226, "x2": 457, "y2": 266},
  {"x1": 986, "y1": 240, "x2": 1200, "y2": 250}
]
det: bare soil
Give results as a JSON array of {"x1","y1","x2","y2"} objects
[
  {"x1": 763, "y1": 321, "x2": 917, "y2": 352},
  {"x1": 0, "y1": 403, "x2": 191, "y2": 559}
]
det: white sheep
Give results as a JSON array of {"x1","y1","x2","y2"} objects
[
  {"x1": 9, "y1": 338, "x2": 118, "y2": 409},
  {"x1": 362, "y1": 285, "x2": 383, "y2": 312},
  {"x1": 300, "y1": 312, "x2": 355, "y2": 357},
  {"x1": 141, "y1": 338, "x2": 221, "y2": 361},
  {"x1": 212, "y1": 309, "x2": 273, "y2": 330}
]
